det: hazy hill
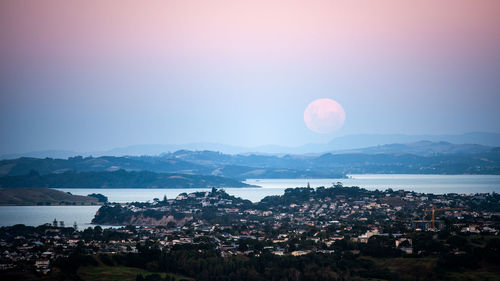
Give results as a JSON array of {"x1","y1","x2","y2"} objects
[
  {"x1": 87, "y1": 132, "x2": 500, "y2": 155},
  {"x1": 312, "y1": 152, "x2": 500, "y2": 174},
  {"x1": 0, "y1": 154, "x2": 342, "y2": 180},
  {"x1": 0, "y1": 141, "x2": 499, "y2": 184},
  {"x1": 322, "y1": 132, "x2": 500, "y2": 152},
  {"x1": 336, "y1": 141, "x2": 493, "y2": 156},
  {"x1": 165, "y1": 145, "x2": 500, "y2": 175},
  {"x1": 2, "y1": 132, "x2": 499, "y2": 158},
  {"x1": 0, "y1": 150, "x2": 78, "y2": 160},
  {"x1": 102, "y1": 132, "x2": 500, "y2": 155},
  {"x1": 0, "y1": 155, "x2": 211, "y2": 177}
]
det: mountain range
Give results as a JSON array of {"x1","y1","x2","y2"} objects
[
  {"x1": 0, "y1": 140, "x2": 499, "y2": 190},
  {"x1": 2, "y1": 132, "x2": 500, "y2": 159},
  {"x1": 339, "y1": 141, "x2": 493, "y2": 156}
]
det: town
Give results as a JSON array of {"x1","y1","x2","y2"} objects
[{"x1": 1, "y1": 184, "x2": 499, "y2": 280}]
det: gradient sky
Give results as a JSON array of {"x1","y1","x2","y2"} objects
[{"x1": 1, "y1": 0, "x2": 500, "y2": 153}]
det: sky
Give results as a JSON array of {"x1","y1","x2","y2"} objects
[{"x1": 1, "y1": 0, "x2": 500, "y2": 154}]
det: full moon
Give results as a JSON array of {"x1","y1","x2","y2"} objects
[{"x1": 304, "y1": 98, "x2": 345, "y2": 134}]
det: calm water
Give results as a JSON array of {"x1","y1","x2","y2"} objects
[
  {"x1": 245, "y1": 174, "x2": 500, "y2": 195},
  {"x1": 1, "y1": 174, "x2": 499, "y2": 227},
  {"x1": 0, "y1": 206, "x2": 100, "y2": 228}
]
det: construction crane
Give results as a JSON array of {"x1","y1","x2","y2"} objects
[{"x1": 421, "y1": 206, "x2": 462, "y2": 229}]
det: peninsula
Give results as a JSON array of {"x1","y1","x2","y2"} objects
[{"x1": 0, "y1": 188, "x2": 102, "y2": 206}]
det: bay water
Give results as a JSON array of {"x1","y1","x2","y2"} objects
[{"x1": 1, "y1": 174, "x2": 499, "y2": 227}]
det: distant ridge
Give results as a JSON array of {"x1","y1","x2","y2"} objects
[
  {"x1": 323, "y1": 132, "x2": 500, "y2": 152},
  {"x1": 1, "y1": 142, "x2": 499, "y2": 179},
  {"x1": 333, "y1": 141, "x2": 493, "y2": 156},
  {"x1": 1, "y1": 132, "x2": 500, "y2": 158},
  {"x1": 0, "y1": 150, "x2": 79, "y2": 160}
]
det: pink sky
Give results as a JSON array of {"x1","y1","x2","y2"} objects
[
  {"x1": 2, "y1": 0, "x2": 500, "y2": 66},
  {"x1": 1, "y1": 0, "x2": 500, "y2": 151}
]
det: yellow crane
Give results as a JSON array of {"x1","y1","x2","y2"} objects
[{"x1": 421, "y1": 206, "x2": 462, "y2": 229}]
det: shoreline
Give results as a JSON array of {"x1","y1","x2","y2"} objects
[{"x1": 0, "y1": 202, "x2": 104, "y2": 206}]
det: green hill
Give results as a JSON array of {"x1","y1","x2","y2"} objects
[
  {"x1": 0, "y1": 188, "x2": 101, "y2": 206},
  {"x1": 0, "y1": 169, "x2": 253, "y2": 189}
]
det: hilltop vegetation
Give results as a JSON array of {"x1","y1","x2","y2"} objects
[
  {"x1": 0, "y1": 142, "x2": 498, "y2": 190},
  {"x1": 0, "y1": 154, "x2": 340, "y2": 180},
  {"x1": 1, "y1": 142, "x2": 499, "y2": 184}
]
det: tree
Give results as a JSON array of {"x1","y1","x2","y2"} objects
[{"x1": 88, "y1": 193, "x2": 108, "y2": 203}]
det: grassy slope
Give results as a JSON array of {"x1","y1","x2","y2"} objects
[
  {"x1": 367, "y1": 257, "x2": 438, "y2": 280},
  {"x1": 77, "y1": 266, "x2": 192, "y2": 281},
  {"x1": 364, "y1": 256, "x2": 500, "y2": 281},
  {"x1": 0, "y1": 188, "x2": 100, "y2": 206}
]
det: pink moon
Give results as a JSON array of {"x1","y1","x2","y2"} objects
[{"x1": 304, "y1": 98, "x2": 346, "y2": 134}]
